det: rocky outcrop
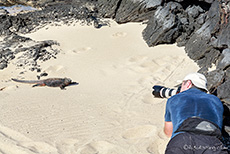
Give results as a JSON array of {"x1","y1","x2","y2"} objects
[
  {"x1": 0, "y1": 0, "x2": 65, "y2": 7},
  {"x1": 0, "y1": 34, "x2": 59, "y2": 72},
  {"x1": 143, "y1": 2, "x2": 183, "y2": 46},
  {"x1": 0, "y1": 2, "x2": 106, "y2": 35},
  {"x1": 0, "y1": 0, "x2": 99, "y2": 7},
  {"x1": 97, "y1": 0, "x2": 162, "y2": 23},
  {"x1": 0, "y1": 0, "x2": 40, "y2": 6}
]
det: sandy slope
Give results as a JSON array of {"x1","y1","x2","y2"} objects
[{"x1": 0, "y1": 20, "x2": 199, "y2": 154}]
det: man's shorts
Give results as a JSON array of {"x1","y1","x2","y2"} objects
[{"x1": 165, "y1": 133, "x2": 229, "y2": 154}]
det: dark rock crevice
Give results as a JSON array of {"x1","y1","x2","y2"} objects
[
  {"x1": 163, "y1": 0, "x2": 212, "y2": 11},
  {"x1": 113, "y1": 0, "x2": 123, "y2": 19}
]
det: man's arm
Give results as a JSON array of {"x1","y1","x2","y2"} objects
[{"x1": 164, "y1": 121, "x2": 173, "y2": 137}]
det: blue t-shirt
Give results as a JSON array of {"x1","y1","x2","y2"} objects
[{"x1": 165, "y1": 88, "x2": 223, "y2": 138}]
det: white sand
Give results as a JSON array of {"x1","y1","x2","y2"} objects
[{"x1": 0, "y1": 20, "x2": 199, "y2": 154}]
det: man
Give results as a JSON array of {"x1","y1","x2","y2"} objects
[{"x1": 164, "y1": 72, "x2": 228, "y2": 154}]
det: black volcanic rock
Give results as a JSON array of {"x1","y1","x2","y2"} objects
[
  {"x1": 173, "y1": 0, "x2": 214, "y2": 3},
  {"x1": 218, "y1": 79, "x2": 230, "y2": 101},
  {"x1": 97, "y1": 0, "x2": 162, "y2": 23},
  {"x1": 142, "y1": 0, "x2": 211, "y2": 47},
  {"x1": 114, "y1": 0, "x2": 162, "y2": 23},
  {"x1": 0, "y1": 34, "x2": 59, "y2": 71},
  {"x1": 96, "y1": 0, "x2": 120, "y2": 18},
  {"x1": 215, "y1": 18, "x2": 230, "y2": 49},
  {"x1": 0, "y1": 0, "x2": 35, "y2": 6},
  {"x1": 184, "y1": 0, "x2": 220, "y2": 61},
  {"x1": 143, "y1": 2, "x2": 183, "y2": 46},
  {"x1": 184, "y1": 0, "x2": 230, "y2": 70},
  {"x1": 217, "y1": 48, "x2": 230, "y2": 70},
  {"x1": 185, "y1": 5, "x2": 204, "y2": 18},
  {"x1": 0, "y1": 59, "x2": 7, "y2": 69},
  {"x1": 205, "y1": 69, "x2": 225, "y2": 93},
  {"x1": 0, "y1": 13, "x2": 12, "y2": 35},
  {"x1": 226, "y1": 67, "x2": 230, "y2": 78},
  {"x1": 0, "y1": 0, "x2": 66, "y2": 7},
  {"x1": 197, "y1": 48, "x2": 220, "y2": 68},
  {"x1": 0, "y1": 3, "x2": 106, "y2": 35}
]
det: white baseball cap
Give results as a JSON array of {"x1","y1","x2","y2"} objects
[{"x1": 183, "y1": 73, "x2": 208, "y2": 92}]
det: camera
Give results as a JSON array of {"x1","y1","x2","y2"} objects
[{"x1": 152, "y1": 85, "x2": 181, "y2": 98}]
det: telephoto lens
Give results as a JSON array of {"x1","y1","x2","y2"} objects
[{"x1": 152, "y1": 85, "x2": 181, "y2": 98}]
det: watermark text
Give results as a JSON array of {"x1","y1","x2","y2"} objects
[{"x1": 183, "y1": 144, "x2": 228, "y2": 151}]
